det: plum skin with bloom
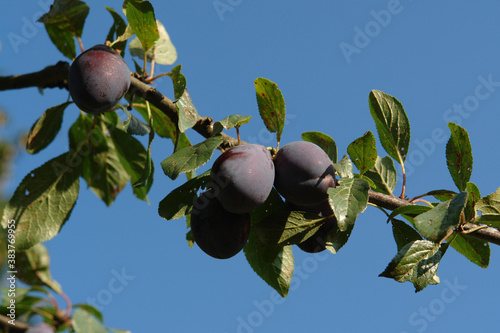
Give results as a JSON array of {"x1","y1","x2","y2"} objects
[
  {"x1": 190, "y1": 189, "x2": 251, "y2": 259},
  {"x1": 68, "y1": 44, "x2": 131, "y2": 114},
  {"x1": 210, "y1": 144, "x2": 275, "y2": 214},
  {"x1": 273, "y1": 141, "x2": 336, "y2": 206}
]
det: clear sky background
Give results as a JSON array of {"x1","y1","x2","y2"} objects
[{"x1": 1, "y1": 1, "x2": 500, "y2": 332}]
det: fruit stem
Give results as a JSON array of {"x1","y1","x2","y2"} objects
[{"x1": 236, "y1": 126, "x2": 241, "y2": 145}]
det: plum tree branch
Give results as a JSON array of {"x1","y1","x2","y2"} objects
[
  {"x1": 0, "y1": 314, "x2": 31, "y2": 332},
  {"x1": 1, "y1": 62, "x2": 499, "y2": 246}
]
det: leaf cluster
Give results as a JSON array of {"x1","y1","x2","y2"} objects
[{"x1": 1, "y1": 3, "x2": 500, "y2": 333}]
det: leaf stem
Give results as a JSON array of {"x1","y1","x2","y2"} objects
[
  {"x1": 77, "y1": 36, "x2": 84, "y2": 54},
  {"x1": 143, "y1": 50, "x2": 148, "y2": 79},
  {"x1": 367, "y1": 202, "x2": 390, "y2": 219},
  {"x1": 460, "y1": 224, "x2": 488, "y2": 234},
  {"x1": 399, "y1": 160, "x2": 407, "y2": 199},
  {"x1": 146, "y1": 72, "x2": 170, "y2": 83},
  {"x1": 438, "y1": 228, "x2": 455, "y2": 244},
  {"x1": 411, "y1": 199, "x2": 433, "y2": 207},
  {"x1": 147, "y1": 46, "x2": 156, "y2": 81}
]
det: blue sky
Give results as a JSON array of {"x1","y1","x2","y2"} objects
[{"x1": 1, "y1": 1, "x2": 500, "y2": 332}]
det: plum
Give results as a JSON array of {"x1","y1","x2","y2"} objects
[
  {"x1": 286, "y1": 200, "x2": 338, "y2": 253},
  {"x1": 191, "y1": 189, "x2": 251, "y2": 259},
  {"x1": 68, "y1": 44, "x2": 131, "y2": 114},
  {"x1": 211, "y1": 144, "x2": 274, "y2": 214},
  {"x1": 273, "y1": 141, "x2": 335, "y2": 206}
]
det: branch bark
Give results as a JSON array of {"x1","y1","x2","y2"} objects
[
  {"x1": 1, "y1": 62, "x2": 499, "y2": 246},
  {"x1": 0, "y1": 314, "x2": 31, "y2": 333}
]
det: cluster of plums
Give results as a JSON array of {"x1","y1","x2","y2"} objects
[
  {"x1": 68, "y1": 44, "x2": 131, "y2": 114},
  {"x1": 191, "y1": 141, "x2": 338, "y2": 259}
]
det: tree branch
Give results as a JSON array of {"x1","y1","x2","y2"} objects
[
  {"x1": 0, "y1": 314, "x2": 31, "y2": 333},
  {"x1": 1, "y1": 62, "x2": 499, "y2": 246},
  {"x1": 0, "y1": 61, "x2": 69, "y2": 91},
  {"x1": 368, "y1": 190, "x2": 500, "y2": 246}
]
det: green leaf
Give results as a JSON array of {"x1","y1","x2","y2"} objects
[
  {"x1": 38, "y1": 0, "x2": 90, "y2": 59},
  {"x1": 72, "y1": 308, "x2": 108, "y2": 333},
  {"x1": 158, "y1": 170, "x2": 211, "y2": 220},
  {"x1": 109, "y1": 126, "x2": 152, "y2": 202},
  {"x1": 132, "y1": 131, "x2": 154, "y2": 191},
  {"x1": 73, "y1": 304, "x2": 103, "y2": 323},
  {"x1": 176, "y1": 89, "x2": 199, "y2": 133},
  {"x1": 447, "y1": 234, "x2": 489, "y2": 268},
  {"x1": 426, "y1": 189, "x2": 457, "y2": 202},
  {"x1": 69, "y1": 114, "x2": 130, "y2": 206},
  {"x1": 301, "y1": 131, "x2": 337, "y2": 163},
  {"x1": 363, "y1": 156, "x2": 397, "y2": 195},
  {"x1": 446, "y1": 122, "x2": 473, "y2": 192},
  {"x1": 44, "y1": 25, "x2": 76, "y2": 60},
  {"x1": 26, "y1": 102, "x2": 70, "y2": 154},
  {"x1": 186, "y1": 230, "x2": 195, "y2": 248},
  {"x1": 414, "y1": 192, "x2": 468, "y2": 243},
  {"x1": 379, "y1": 240, "x2": 443, "y2": 292},
  {"x1": 0, "y1": 287, "x2": 48, "y2": 319},
  {"x1": 368, "y1": 90, "x2": 410, "y2": 164},
  {"x1": 123, "y1": 112, "x2": 151, "y2": 136},
  {"x1": 126, "y1": 1, "x2": 159, "y2": 52},
  {"x1": 464, "y1": 182, "x2": 481, "y2": 221},
  {"x1": 251, "y1": 188, "x2": 286, "y2": 226},
  {"x1": 328, "y1": 177, "x2": 369, "y2": 232},
  {"x1": 475, "y1": 187, "x2": 500, "y2": 215},
  {"x1": 16, "y1": 244, "x2": 62, "y2": 293},
  {"x1": 244, "y1": 230, "x2": 294, "y2": 298},
  {"x1": 475, "y1": 214, "x2": 500, "y2": 228},
  {"x1": 213, "y1": 115, "x2": 252, "y2": 135},
  {"x1": 332, "y1": 155, "x2": 354, "y2": 179},
  {"x1": 1, "y1": 152, "x2": 80, "y2": 249},
  {"x1": 160, "y1": 135, "x2": 223, "y2": 180},
  {"x1": 347, "y1": 131, "x2": 377, "y2": 175},
  {"x1": 253, "y1": 211, "x2": 328, "y2": 246},
  {"x1": 324, "y1": 223, "x2": 353, "y2": 255},
  {"x1": 387, "y1": 205, "x2": 432, "y2": 224},
  {"x1": 169, "y1": 64, "x2": 187, "y2": 101},
  {"x1": 392, "y1": 219, "x2": 423, "y2": 251},
  {"x1": 113, "y1": 24, "x2": 135, "y2": 47},
  {"x1": 254, "y1": 78, "x2": 286, "y2": 145},
  {"x1": 105, "y1": 6, "x2": 128, "y2": 53},
  {"x1": 132, "y1": 97, "x2": 190, "y2": 148},
  {"x1": 129, "y1": 20, "x2": 177, "y2": 65}
]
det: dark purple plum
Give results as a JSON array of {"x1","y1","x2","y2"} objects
[
  {"x1": 191, "y1": 189, "x2": 251, "y2": 259},
  {"x1": 68, "y1": 44, "x2": 131, "y2": 114},
  {"x1": 273, "y1": 141, "x2": 335, "y2": 206},
  {"x1": 286, "y1": 200, "x2": 338, "y2": 253},
  {"x1": 211, "y1": 144, "x2": 274, "y2": 214}
]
